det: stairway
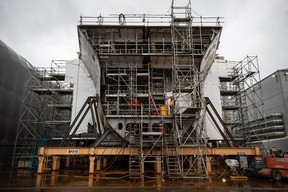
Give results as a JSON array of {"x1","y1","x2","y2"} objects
[
  {"x1": 129, "y1": 124, "x2": 142, "y2": 181},
  {"x1": 129, "y1": 153, "x2": 141, "y2": 181},
  {"x1": 164, "y1": 133, "x2": 182, "y2": 179}
]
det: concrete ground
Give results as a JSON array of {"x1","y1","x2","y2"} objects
[{"x1": 0, "y1": 169, "x2": 287, "y2": 191}]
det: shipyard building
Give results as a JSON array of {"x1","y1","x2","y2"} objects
[{"x1": 236, "y1": 69, "x2": 288, "y2": 150}]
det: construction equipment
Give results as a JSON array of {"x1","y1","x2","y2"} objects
[
  {"x1": 225, "y1": 159, "x2": 239, "y2": 176},
  {"x1": 225, "y1": 157, "x2": 248, "y2": 181},
  {"x1": 258, "y1": 148, "x2": 288, "y2": 181}
]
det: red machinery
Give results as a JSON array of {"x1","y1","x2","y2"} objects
[{"x1": 258, "y1": 148, "x2": 288, "y2": 181}]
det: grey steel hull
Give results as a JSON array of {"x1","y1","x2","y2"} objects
[{"x1": 0, "y1": 40, "x2": 30, "y2": 168}]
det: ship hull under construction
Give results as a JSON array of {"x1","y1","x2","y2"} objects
[
  {"x1": 70, "y1": 2, "x2": 223, "y2": 179},
  {"x1": 36, "y1": 2, "x2": 264, "y2": 181},
  {"x1": 77, "y1": 18, "x2": 222, "y2": 144}
]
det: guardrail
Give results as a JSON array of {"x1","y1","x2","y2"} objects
[{"x1": 79, "y1": 14, "x2": 223, "y2": 27}]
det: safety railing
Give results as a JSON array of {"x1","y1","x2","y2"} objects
[
  {"x1": 93, "y1": 41, "x2": 207, "y2": 55},
  {"x1": 79, "y1": 14, "x2": 223, "y2": 27},
  {"x1": 104, "y1": 102, "x2": 169, "y2": 116}
]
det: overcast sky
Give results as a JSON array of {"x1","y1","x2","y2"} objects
[{"x1": 1, "y1": 0, "x2": 287, "y2": 78}]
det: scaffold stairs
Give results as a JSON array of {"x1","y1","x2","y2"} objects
[
  {"x1": 164, "y1": 133, "x2": 182, "y2": 179},
  {"x1": 129, "y1": 124, "x2": 142, "y2": 181},
  {"x1": 129, "y1": 152, "x2": 141, "y2": 181}
]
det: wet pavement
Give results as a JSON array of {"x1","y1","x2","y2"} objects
[{"x1": 0, "y1": 169, "x2": 288, "y2": 191}]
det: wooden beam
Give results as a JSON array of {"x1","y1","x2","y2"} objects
[{"x1": 38, "y1": 147, "x2": 261, "y2": 156}]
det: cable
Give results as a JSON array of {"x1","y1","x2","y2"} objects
[
  {"x1": 214, "y1": 164, "x2": 228, "y2": 179},
  {"x1": 191, "y1": 9, "x2": 201, "y2": 17}
]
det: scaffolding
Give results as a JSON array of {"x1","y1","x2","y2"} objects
[
  {"x1": 220, "y1": 56, "x2": 267, "y2": 146},
  {"x1": 12, "y1": 60, "x2": 73, "y2": 168},
  {"x1": 170, "y1": 0, "x2": 208, "y2": 178},
  {"x1": 71, "y1": 0, "x2": 223, "y2": 180}
]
